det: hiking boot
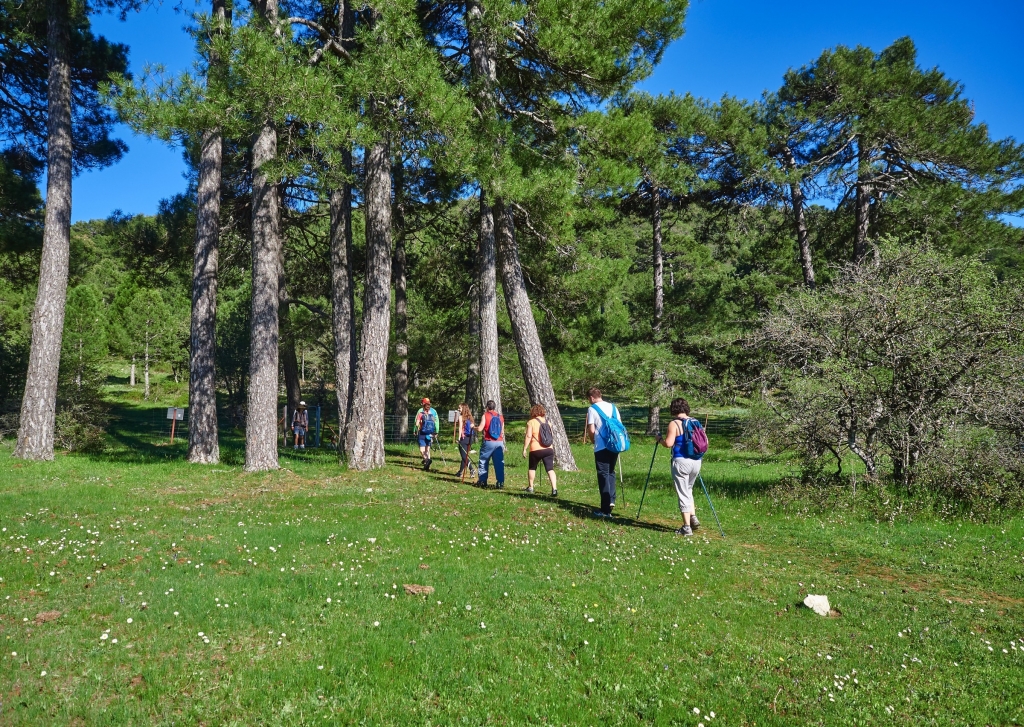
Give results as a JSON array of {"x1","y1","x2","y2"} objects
[
  {"x1": 551, "y1": 489, "x2": 558, "y2": 498},
  {"x1": 496, "y1": 482, "x2": 504, "y2": 490},
  {"x1": 675, "y1": 526, "x2": 693, "y2": 537},
  {"x1": 593, "y1": 511, "x2": 611, "y2": 519},
  {"x1": 526, "y1": 486, "x2": 535, "y2": 494},
  {"x1": 689, "y1": 515, "x2": 701, "y2": 531}
]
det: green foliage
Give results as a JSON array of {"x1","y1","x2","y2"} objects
[{"x1": 755, "y1": 240, "x2": 1024, "y2": 505}]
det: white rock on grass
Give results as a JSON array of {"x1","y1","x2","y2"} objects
[{"x1": 804, "y1": 594, "x2": 831, "y2": 616}]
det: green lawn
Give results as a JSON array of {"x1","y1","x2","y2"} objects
[{"x1": 1, "y1": 405, "x2": 1022, "y2": 725}]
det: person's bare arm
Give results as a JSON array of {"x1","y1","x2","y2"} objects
[
  {"x1": 660, "y1": 419, "x2": 680, "y2": 448},
  {"x1": 522, "y1": 421, "x2": 533, "y2": 458}
]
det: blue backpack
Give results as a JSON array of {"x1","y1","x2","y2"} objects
[
  {"x1": 593, "y1": 403, "x2": 630, "y2": 453},
  {"x1": 421, "y1": 410, "x2": 437, "y2": 435},
  {"x1": 486, "y1": 412, "x2": 503, "y2": 439}
]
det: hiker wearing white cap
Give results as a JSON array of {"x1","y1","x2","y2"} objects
[
  {"x1": 414, "y1": 398, "x2": 440, "y2": 470},
  {"x1": 292, "y1": 401, "x2": 309, "y2": 450}
]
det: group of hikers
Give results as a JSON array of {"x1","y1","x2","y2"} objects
[{"x1": 407, "y1": 388, "x2": 709, "y2": 536}]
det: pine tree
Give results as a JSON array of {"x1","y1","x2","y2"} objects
[
  {"x1": 7, "y1": 0, "x2": 130, "y2": 459},
  {"x1": 425, "y1": 0, "x2": 687, "y2": 469}
]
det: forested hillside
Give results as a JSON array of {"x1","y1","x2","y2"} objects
[{"x1": 2, "y1": 0, "x2": 1023, "y2": 504}]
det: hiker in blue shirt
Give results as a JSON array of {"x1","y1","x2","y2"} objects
[
  {"x1": 414, "y1": 398, "x2": 440, "y2": 471},
  {"x1": 586, "y1": 387, "x2": 625, "y2": 517},
  {"x1": 657, "y1": 397, "x2": 706, "y2": 536}
]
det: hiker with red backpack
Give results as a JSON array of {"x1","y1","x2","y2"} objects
[
  {"x1": 475, "y1": 400, "x2": 505, "y2": 489},
  {"x1": 657, "y1": 397, "x2": 709, "y2": 536},
  {"x1": 522, "y1": 403, "x2": 557, "y2": 496}
]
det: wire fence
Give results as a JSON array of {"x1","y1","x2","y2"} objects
[{"x1": 109, "y1": 405, "x2": 743, "y2": 448}]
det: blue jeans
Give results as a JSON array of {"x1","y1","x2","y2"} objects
[{"x1": 478, "y1": 440, "x2": 505, "y2": 486}]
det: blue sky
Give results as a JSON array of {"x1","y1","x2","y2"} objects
[{"x1": 73, "y1": 0, "x2": 1024, "y2": 222}]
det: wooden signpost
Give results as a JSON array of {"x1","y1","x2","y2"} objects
[{"x1": 167, "y1": 407, "x2": 185, "y2": 443}]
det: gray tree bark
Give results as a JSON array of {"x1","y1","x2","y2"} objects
[
  {"x1": 279, "y1": 261, "x2": 302, "y2": 413},
  {"x1": 187, "y1": 20, "x2": 226, "y2": 464},
  {"x1": 495, "y1": 202, "x2": 577, "y2": 470},
  {"x1": 245, "y1": 117, "x2": 282, "y2": 472},
  {"x1": 468, "y1": 2, "x2": 502, "y2": 414},
  {"x1": 647, "y1": 185, "x2": 665, "y2": 435},
  {"x1": 187, "y1": 0, "x2": 228, "y2": 464},
  {"x1": 143, "y1": 332, "x2": 151, "y2": 400},
  {"x1": 14, "y1": 0, "x2": 72, "y2": 460},
  {"x1": 329, "y1": 173, "x2": 355, "y2": 456},
  {"x1": 854, "y1": 140, "x2": 872, "y2": 263},
  {"x1": 346, "y1": 138, "x2": 393, "y2": 470},
  {"x1": 478, "y1": 195, "x2": 502, "y2": 412},
  {"x1": 244, "y1": 0, "x2": 282, "y2": 472},
  {"x1": 392, "y1": 162, "x2": 409, "y2": 443},
  {"x1": 329, "y1": 0, "x2": 356, "y2": 457},
  {"x1": 781, "y1": 146, "x2": 816, "y2": 289},
  {"x1": 465, "y1": 259, "x2": 481, "y2": 415}
]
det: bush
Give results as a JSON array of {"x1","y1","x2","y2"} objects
[
  {"x1": 753, "y1": 241, "x2": 1024, "y2": 513},
  {"x1": 54, "y1": 406, "x2": 108, "y2": 453}
]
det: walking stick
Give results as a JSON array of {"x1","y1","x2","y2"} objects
[
  {"x1": 635, "y1": 440, "x2": 660, "y2": 520},
  {"x1": 697, "y1": 472, "x2": 725, "y2": 537},
  {"x1": 617, "y1": 453, "x2": 627, "y2": 508}
]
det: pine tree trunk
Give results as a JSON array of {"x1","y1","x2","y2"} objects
[
  {"x1": 647, "y1": 186, "x2": 664, "y2": 436},
  {"x1": 468, "y1": 3, "x2": 501, "y2": 414},
  {"x1": 854, "y1": 140, "x2": 871, "y2": 263},
  {"x1": 144, "y1": 335, "x2": 150, "y2": 400},
  {"x1": 392, "y1": 162, "x2": 409, "y2": 443},
  {"x1": 782, "y1": 146, "x2": 815, "y2": 289},
  {"x1": 279, "y1": 265, "x2": 302, "y2": 413},
  {"x1": 13, "y1": 0, "x2": 72, "y2": 460},
  {"x1": 329, "y1": 176, "x2": 355, "y2": 455},
  {"x1": 478, "y1": 195, "x2": 502, "y2": 411},
  {"x1": 495, "y1": 202, "x2": 577, "y2": 470},
  {"x1": 187, "y1": 126, "x2": 223, "y2": 463},
  {"x1": 130, "y1": 357, "x2": 135, "y2": 386},
  {"x1": 465, "y1": 261, "x2": 481, "y2": 415},
  {"x1": 187, "y1": 0, "x2": 228, "y2": 465},
  {"x1": 346, "y1": 139, "x2": 392, "y2": 470},
  {"x1": 245, "y1": 114, "x2": 282, "y2": 471}
]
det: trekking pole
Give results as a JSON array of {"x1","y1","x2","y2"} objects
[
  {"x1": 697, "y1": 472, "x2": 725, "y2": 537},
  {"x1": 635, "y1": 440, "x2": 660, "y2": 521},
  {"x1": 617, "y1": 453, "x2": 626, "y2": 508},
  {"x1": 433, "y1": 437, "x2": 448, "y2": 468}
]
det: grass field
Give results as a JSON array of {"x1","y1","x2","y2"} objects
[{"x1": 2, "y1": 400, "x2": 1023, "y2": 725}]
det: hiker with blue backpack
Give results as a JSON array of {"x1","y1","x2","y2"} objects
[
  {"x1": 657, "y1": 397, "x2": 708, "y2": 536},
  {"x1": 475, "y1": 400, "x2": 505, "y2": 488},
  {"x1": 586, "y1": 387, "x2": 630, "y2": 517},
  {"x1": 415, "y1": 398, "x2": 441, "y2": 471}
]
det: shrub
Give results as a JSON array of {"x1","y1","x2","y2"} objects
[{"x1": 753, "y1": 241, "x2": 1024, "y2": 512}]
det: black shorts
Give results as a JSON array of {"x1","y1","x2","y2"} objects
[{"x1": 528, "y1": 448, "x2": 555, "y2": 473}]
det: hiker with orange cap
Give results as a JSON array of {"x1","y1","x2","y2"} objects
[{"x1": 414, "y1": 398, "x2": 441, "y2": 471}]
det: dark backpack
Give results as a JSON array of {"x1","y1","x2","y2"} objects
[
  {"x1": 538, "y1": 419, "x2": 553, "y2": 447},
  {"x1": 486, "y1": 412, "x2": 503, "y2": 439},
  {"x1": 421, "y1": 410, "x2": 437, "y2": 435}
]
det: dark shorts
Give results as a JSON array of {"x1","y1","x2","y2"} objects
[
  {"x1": 418, "y1": 434, "x2": 433, "y2": 448},
  {"x1": 528, "y1": 447, "x2": 555, "y2": 473}
]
